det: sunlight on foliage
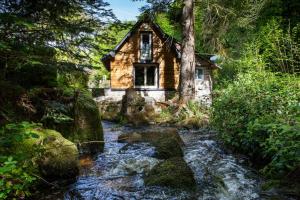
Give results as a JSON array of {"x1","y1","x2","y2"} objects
[{"x1": 213, "y1": 71, "x2": 300, "y2": 178}]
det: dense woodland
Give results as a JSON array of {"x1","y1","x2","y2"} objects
[{"x1": 0, "y1": 0, "x2": 299, "y2": 199}]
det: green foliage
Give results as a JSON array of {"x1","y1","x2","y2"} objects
[
  {"x1": 0, "y1": 156, "x2": 36, "y2": 200},
  {"x1": 7, "y1": 64, "x2": 58, "y2": 89},
  {"x1": 214, "y1": 19, "x2": 300, "y2": 89},
  {"x1": 212, "y1": 71, "x2": 300, "y2": 178},
  {"x1": 0, "y1": 122, "x2": 41, "y2": 199},
  {"x1": 57, "y1": 67, "x2": 89, "y2": 89},
  {"x1": 0, "y1": 0, "x2": 116, "y2": 89},
  {"x1": 253, "y1": 20, "x2": 300, "y2": 73},
  {"x1": 176, "y1": 101, "x2": 210, "y2": 128},
  {"x1": 156, "y1": 100, "x2": 210, "y2": 128},
  {"x1": 155, "y1": 13, "x2": 181, "y2": 41},
  {"x1": 41, "y1": 101, "x2": 73, "y2": 125},
  {"x1": 0, "y1": 122, "x2": 41, "y2": 155}
]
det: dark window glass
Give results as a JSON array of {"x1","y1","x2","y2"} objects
[
  {"x1": 196, "y1": 68, "x2": 204, "y2": 80},
  {"x1": 142, "y1": 34, "x2": 150, "y2": 44},
  {"x1": 135, "y1": 67, "x2": 144, "y2": 86},
  {"x1": 140, "y1": 33, "x2": 151, "y2": 61},
  {"x1": 146, "y1": 66, "x2": 155, "y2": 86}
]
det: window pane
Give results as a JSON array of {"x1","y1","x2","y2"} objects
[
  {"x1": 142, "y1": 34, "x2": 150, "y2": 44},
  {"x1": 135, "y1": 67, "x2": 144, "y2": 86},
  {"x1": 141, "y1": 33, "x2": 151, "y2": 61},
  {"x1": 146, "y1": 66, "x2": 155, "y2": 86},
  {"x1": 196, "y1": 68, "x2": 203, "y2": 80}
]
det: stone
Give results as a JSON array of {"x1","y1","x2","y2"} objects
[
  {"x1": 18, "y1": 128, "x2": 79, "y2": 180},
  {"x1": 96, "y1": 100, "x2": 122, "y2": 121},
  {"x1": 34, "y1": 89, "x2": 104, "y2": 154},
  {"x1": 118, "y1": 128, "x2": 184, "y2": 159},
  {"x1": 144, "y1": 157, "x2": 196, "y2": 189},
  {"x1": 72, "y1": 91, "x2": 104, "y2": 154},
  {"x1": 120, "y1": 89, "x2": 162, "y2": 125}
]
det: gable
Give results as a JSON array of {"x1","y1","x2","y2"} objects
[
  {"x1": 101, "y1": 19, "x2": 181, "y2": 70},
  {"x1": 101, "y1": 19, "x2": 218, "y2": 70}
]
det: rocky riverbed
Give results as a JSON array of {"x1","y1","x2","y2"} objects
[{"x1": 33, "y1": 121, "x2": 296, "y2": 200}]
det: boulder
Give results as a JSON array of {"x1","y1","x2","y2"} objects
[
  {"x1": 121, "y1": 89, "x2": 159, "y2": 125},
  {"x1": 72, "y1": 91, "x2": 104, "y2": 154},
  {"x1": 144, "y1": 157, "x2": 196, "y2": 189},
  {"x1": 19, "y1": 128, "x2": 79, "y2": 180},
  {"x1": 118, "y1": 128, "x2": 183, "y2": 159},
  {"x1": 152, "y1": 136, "x2": 183, "y2": 159},
  {"x1": 96, "y1": 100, "x2": 122, "y2": 121},
  {"x1": 31, "y1": 88, "x2": 104, "y2": 154}
]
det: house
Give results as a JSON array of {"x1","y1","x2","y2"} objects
[{"x1": 101, "y1": 19, "x2": 218, "y2": 104}]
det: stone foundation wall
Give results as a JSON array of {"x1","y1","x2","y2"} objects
[
  {"x1": 94, "y1": 89, "x2": 172, "y2": 102},
  {"x1": 94, "y1": 88, "x2": 211, "y2": 105}
]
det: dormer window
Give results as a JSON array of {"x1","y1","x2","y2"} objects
[{"x1": 140, "y1": 32, "x2": 152, "y2": 62}]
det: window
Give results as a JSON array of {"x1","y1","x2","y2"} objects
[
  {"x1": 134, "y1": 65, "x2": 158, "y2": 88},
  {"x1": 195, "y1": 68, "x2": 204, "y2": 80},
  {"x1": 140, "y1": 32, "x2": 152, "y2": 62}
]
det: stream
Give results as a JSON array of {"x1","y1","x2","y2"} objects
[{"x1": 36, "y1": 121, "x2": 294, "y2": 200}]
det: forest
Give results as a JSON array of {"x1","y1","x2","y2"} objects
[{"x1": 0, "y1": 0, "x2": 299, "y2": 199}]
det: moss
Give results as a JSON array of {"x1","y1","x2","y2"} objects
[
  {"x1": 71, "y1": 90, "x2": 104, "y2": 154},
  {"x1": 152, "y1": 136, "x2": 183, "y2": 159},
  {"x1": 29, "y1": 88, "x2": 104, "y2": 154},
  {"x1": 144, "y1": 157, "x2": 196, "y2": 189},
  {"x1": 15, "y1": 128, "x2": 79, "y2": 180},
  {"x1": 97, "y1": 101, "x2": 122, "y2": 121},
  {"x1": 178, "y1": 116, "x2": 210, "y2": 129},
  {"x1": 118, "y1": 128, "x2": 183, "y2": 159}
]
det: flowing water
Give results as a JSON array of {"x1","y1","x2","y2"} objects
[{"x1": 35, "y1": 121, "x2": 294, "y2": 200}]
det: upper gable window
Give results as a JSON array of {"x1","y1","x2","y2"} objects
[
  {"x1": 195, "y1": 67, "x2": 204, "y2": 80},
  {"x1": 140, "y1": 32, "x2": 152, "y2": 62}
]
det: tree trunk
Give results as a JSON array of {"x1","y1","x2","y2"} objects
[{"x1": 179, "y1": 0, "x2": 195, "y2": 102}]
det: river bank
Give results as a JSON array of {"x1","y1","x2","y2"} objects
[{"x1": 32, "y1": 121, "x2": 297, "y2": 200}]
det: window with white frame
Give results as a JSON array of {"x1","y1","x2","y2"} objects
[
  {"x1": 140, "y1": 32, "x2": 152, "y2": 62},
  {"x1": 134, "y1": 65, "x2": 158, "y2": 88},
  {"x1": 195, "y1": 67, "x2": 204, "y2": 80}
]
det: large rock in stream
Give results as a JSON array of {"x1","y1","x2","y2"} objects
[
  {"x1": 36, "y1": 89, "x2": 104, "y2": 154},
  {"x1": 15, "y1": 128, "x2": 79, "y2": 180},
  {"x1": 96, "y1": 89, "x2": 160, "y2": 125},
  {"x1": 118, "y1": 127, "x2": 197, "y2": 188},
  {"x1": 118, "y1": 127, "x2": 184, "y2": 159},
  {"x1": 72, "y1": 91, "x2": 104, "y2": 154},
  {"x1": 144, "y1": 157, "x2": 196, "y2": 189}
]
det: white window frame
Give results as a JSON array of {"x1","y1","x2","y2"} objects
[
  {"x1": 195, "y1": 67, "x2": 204, "y2": 80},
  {"x1": 134, "y1": 64, "x2": 158, "y2": 89},
  {"x1": 140, "y1": 32, "x2": 152, "y2": 62}
]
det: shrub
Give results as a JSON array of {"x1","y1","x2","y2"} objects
[
  {"x1": 212, "y1": 71, "x2": 300, "y2": 178},
  {"x1": 0, "y1": 156, "x2": 36, "y2": 199},
  {"x1": 0, "y1": 122, "x2": 41, "y2": 199},
  {"x1": 155, "y1": 100, "x2": 210, "y2": 128}
]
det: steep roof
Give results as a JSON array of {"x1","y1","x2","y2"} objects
[{"x1": 101, "y1": 19, "x2": 218, "y2": 70}]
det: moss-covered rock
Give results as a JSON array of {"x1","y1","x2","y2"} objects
[
  {"x1": 96, "y1": 100, "x2": 122, "y2": 121},
  {"x1": 72, "y1": 91, "x2": 104, "y2": 154},
  {"x1": 178, "y1": 116, "x2": 210, "y2": 129},
  {"x1": 118, "y1": 128, "x2": 183, "y2": 159},
  {"x1": 121, "y1": 89, "x2": 159, "y2": 126},
  {"x1": 28, "y1": 88, "x2": 104, "y2": 155},
  {"x1": 17, "y1": 128, "x2": 79, "y2": 180},
  {"x1": 144, "y1": 157, "x2": 196, "y2": 189},
  {"x1": 152, "y1": 136, "x2": 183, "y2": 159}
]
